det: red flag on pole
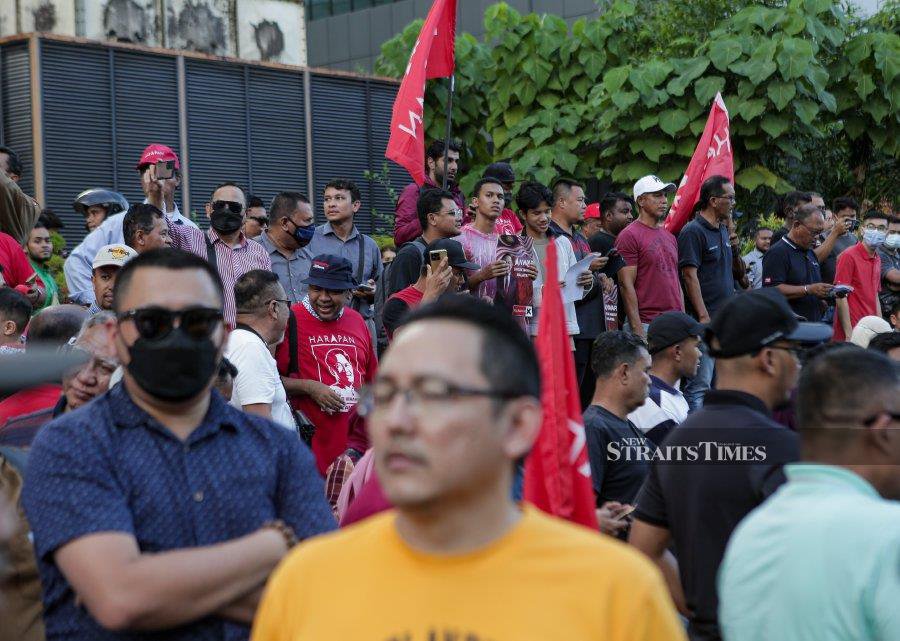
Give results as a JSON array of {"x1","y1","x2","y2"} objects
[
  {"x1": 664, "y1": 92, "x2": 734, "y2": 236},
  {"x1": 524, "y1": 241, "x2": 598, "y2": 529},
  {"x1": 385, "y1": 0, "x2": 457, "y2": 185}
]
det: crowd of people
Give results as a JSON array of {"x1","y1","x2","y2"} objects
[{"x1": 0, "y1": 137, "x2": 898, "y2": 641}]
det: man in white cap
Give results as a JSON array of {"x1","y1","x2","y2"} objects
[
  {"x1": 89, "y1": 244, "x2": 138, "y2": 314},
  {"x1": 614, "y1": 175, "x2": 684, "y2": 338}
]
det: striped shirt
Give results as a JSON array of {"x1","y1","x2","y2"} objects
[{"x1": 169, "y1": 225, "x2": 272, "y2": 327}]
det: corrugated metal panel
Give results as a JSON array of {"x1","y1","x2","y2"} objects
[
  {"x1": 367, "y1": 80, "x2": 404, "y2": 235},
  {"x1": 247, "y1": 67, "x2": 307, "y2": 207},
  {"x1": 309, "y1": 73, "x2": 374, "y2": 233},
  {"x1": 112, "y1": 50, "x2": 183, "y2": 215},
  {"x1": 41, "y1": 42, "x2": 114, "y2": 247},
  {"x1": 0, "y1": 44, "x2": 35, "y2": 201},
  {"x1": 185, "y1": 59, "x2": 250, "y2": 227}
]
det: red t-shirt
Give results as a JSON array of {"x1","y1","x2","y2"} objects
[
  {"x1": 615, "y1": 220, "x2": 684, "y2": 323},
  {"x1": 0, "y1": 231, "x2": 34, "y2": 287},
  {"x1": 0, "y1": 384, "x2": 62, "y2": 427},
  {"x1": 275, "y1": 304, "x2": 377, "y2": 475},
  {"x1": 832, "y1": 242, "x2": 882, "y2": 341}
]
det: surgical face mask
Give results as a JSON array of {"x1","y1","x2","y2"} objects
[
  {"x1": 862, "y1": 229, "x2": 887, "y2": 248},
  {"x1": 885, "y1": 233, "x2": 900, "y2": 250},
  {"x1": 288, "y1": 219, "x2": 315, "y2": 248}
]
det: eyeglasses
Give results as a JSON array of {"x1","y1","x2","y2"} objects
[
  {"x1": 357, "y1": 377, "x2": 523, "y2": 416},
  {"x1": 863, "y1": 223, "x2": 888, "y2": 232},
  {"x1": 117, "y1": 306, "x2": 223, "y2": 341},
  {"x1": 268, "y1": 298, "x2": 290, "y2": 307},
  {"x1": 210, "y1": 200, "x2": 243, "y2": 215},
  {"x1": 715, "y1": 195, "x2": 736, "y2": 202},
  {"x1": 248, "y1": 216, "x2": 269, "y2": 226}
]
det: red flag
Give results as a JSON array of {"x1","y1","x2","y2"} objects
[
  {"x1": 524, "y1": 241, "x2": 598, "y2": 529},
  {"x1": 385, "y1": 0, "x2": 457, "y2": 185},
  {"x1": 665, "y1": 92, "x2": 734, "y2": 236}
]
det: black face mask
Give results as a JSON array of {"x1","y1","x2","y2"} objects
[
  {"x1": 126, "y1": 327, "x2": 220, "y2": 402},
  {"x1": 210, "y1": 209, "x2": 244, "y2": 234},
  {"x1": 288, "y1": 219, "x2": 315, "y2": 248}
]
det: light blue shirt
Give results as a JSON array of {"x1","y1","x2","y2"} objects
[
  {"x1": 300, "y1": 222, "x2": 382, "y2": 319},
  {"x1": 718, "y1": 463, "x2": 900, "y2": 641},
  {"x1": 63, "y1": 203, "x2": 196, "y2": 304}
]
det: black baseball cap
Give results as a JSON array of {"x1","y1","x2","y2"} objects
[
  {"x1": 647, "y1": 311, "x2": 705, "y2": 354},
  {"x1": 302, "y1": 254, "x2": 358, "y2": 291},
  {"x1": 426, "y1": 239, "x2": 480, "y2": 270},
  {"x1": 705, "y1": 289, "x2": 833, "y2": 358},
  {"x1": 483, "y1": 162, "x2": 515, "y2": 184}
]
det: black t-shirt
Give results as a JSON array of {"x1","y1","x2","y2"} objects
[
  {"x1": 381, "y1": 297, "x2": 411, "y2": 338},
  {"x1": 385, "y1": 238, "x2": 427, "y2": 298},
  {"x1": 677, "y1": 216, "x2": 735, "y2": 317},
  {"x1": 633, "y1": 390, "x2": 800, "y2": 641},
  {"x1": 583, "y1": 404, "x2": 653, "y2": 506},
  {"x1": 761, "y1": 236, "x2": 824, "y2": 321},
  {"x1": 588, "y1": 229, "x2": 626, "y2": 278}
]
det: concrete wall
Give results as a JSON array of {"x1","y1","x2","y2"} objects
[{"x1": 306, "y1": 0, "x2": 602, "y2": 72}]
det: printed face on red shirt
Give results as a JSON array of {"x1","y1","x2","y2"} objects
[{"x1": 308, "y1": 285, "x2": 349, "y2": 321}]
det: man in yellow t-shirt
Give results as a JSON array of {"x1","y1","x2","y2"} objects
[{"x1": 252, "y1": 296, "x2": 685, "y2": 641}]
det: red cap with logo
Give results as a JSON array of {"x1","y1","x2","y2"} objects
[
  {"x1": 136, "y1": 143, "x2": 180, "y2": 170},
  {"x1": 584, "y1": 203, "x2": 601, "y2": 219}
]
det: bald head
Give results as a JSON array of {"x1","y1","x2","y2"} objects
[{"x1": 27, "y1": 304, "x2": 90, "y2": 350}]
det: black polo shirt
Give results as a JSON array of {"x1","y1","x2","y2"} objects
[
  {"x1": 584, "y1": 404, "x2": 653, "y2": 506},
  {"x1": 762, "y1": 236, "x2": 824, "y2": 321},
  {"x1": 633, "y1": 390, "x2": 800, "y2": 641},
  {"x1": 677, "y1": 215, "x2": 734, "y2": 317}
]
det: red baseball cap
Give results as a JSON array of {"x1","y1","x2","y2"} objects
[
  {"x1": 584, "y1": 203, "x2": 601, "y2": 219},
  {"x1": 136, "y1": 143, "x2": 180, "y2": 170}
]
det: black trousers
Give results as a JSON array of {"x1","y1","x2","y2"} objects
[{"x1": 573, "y1": 337, "x2": 596, "y2": 411}]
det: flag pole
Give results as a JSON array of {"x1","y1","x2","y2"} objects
[{"x1": 441, "y1": 74, "x2": 455, "y2": 191}]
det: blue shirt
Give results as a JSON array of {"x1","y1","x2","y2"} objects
[
  {"x1": 762, "y1": 236, "x2": 824, "y2": 321},
  {"x1": 22, "y1": 383, "x2": 336, "y2": 641},
  {"x1": 677, "y1": 215, "x2": 734, "y2": 316},
  {"x1": 301, "y1": 223, "x2": 383, "y2": 318},
  {"x1": 719, "y1": 463, "x2": 900, "y2": 641}
]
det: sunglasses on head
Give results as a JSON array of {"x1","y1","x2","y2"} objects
[
  {"x1": 117, "y1": 306, "x2": 223, "y2": 341},
  {"x1": 211, "y1": 200, "x2": 243, "y2": 215}
]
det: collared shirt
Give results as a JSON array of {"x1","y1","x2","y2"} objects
[
  {"x1": 762, "y1": 236, "x2": 824, "y2": 321},
  {"x1": 742, "y1": 248, "x2": 766, "y2": 289},
  {"x1": 832, "y1": 242, "x2": 881, "y2": 341},
  {"x1": 168, "y1": 225, "x2": 272, "y2": 327},
  {"x1": 22, "y1": 383, "x2": 335, "y2": 641},
  {"x1": 257, "y1": 233, "x2": 308, "y2": 304},
  {"x1": 719, "y1": 464, "x2": 900, "y2": 641},
  {"x1": 63, "y1": 203, "x2": 196, "y2": 305},
  {"x1": 634, "y1": 389, "x2": 800, "y2": 641},
  {"x1": 627, "y1": 374, "x2": 688, "y2": 445},
  {"x1": 678, "y1": 215, "x2": 735, "y2": 317},
  {"x1": 300, "y1": 223, "x2": 382, "y2": 319}
]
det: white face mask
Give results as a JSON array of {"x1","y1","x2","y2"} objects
[{"x1": 886, "y1": 233, "x2": 900, "y2": 250}]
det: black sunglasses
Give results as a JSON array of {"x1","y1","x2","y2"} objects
[
  {"x1": 211, "y1": 200, "x2": 243, "y2": 215},
  {"x1": 248, "y1": 216, "x2": 269, "y2": 225},
  {"x1": 117, "y1": 306, "x2": 223, "y2": 341}
]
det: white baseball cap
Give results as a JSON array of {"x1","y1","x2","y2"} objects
[
  {"x1": 633, "y1": 175, "x2": 677, "y2": 201},
  {"x1": 93, "y1": 244, "x2": 138, "y2": 270}
]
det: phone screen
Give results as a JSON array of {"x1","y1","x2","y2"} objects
[{"x1": 155, "y1": 160, "x2": 174, "y2": 180}]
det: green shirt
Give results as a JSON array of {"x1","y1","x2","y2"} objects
[
  {"x1": 718, "y1": 463, "x2": 900, "y2": 641},
  {"x1": 29, "y1": 260, "x2": 59, "y2": 312}
]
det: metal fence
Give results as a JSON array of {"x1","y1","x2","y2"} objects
[{"x1": 0, "y1": 34, "x2": 404, "y2": 247}]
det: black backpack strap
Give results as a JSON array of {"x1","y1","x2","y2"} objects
[
  {"x1": 205, "y1": 232, "x2": 221, "y2": 282},
  {"x1": 287, "y1": 309, "x2": 299, "y2": 376}
]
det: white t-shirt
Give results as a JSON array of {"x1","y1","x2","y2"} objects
[{"x1": 225, "y1": 328, "x2": 295, "y2": 431}]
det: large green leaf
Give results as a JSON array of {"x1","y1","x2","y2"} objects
[
  {"x1": 767, "y1": 80, "x2": 797, "y2": 110},
  {"x1": 864, "y1": 97, "x2": 890, "y2": 124},
  {"x1": 776, "y1": 138, "x2": 802, "y2": 159},
  {"x1": 817, "y1": 89, "x2": 837, "y2": 113},
  {"x1": 612, "y1": 159, "x2": 656, "y2": 183},
  {"x1": 735, "y1": 165, "x2": 781, "y2": 192},
  {"x1": 760, "y1": 114, "x2": 790, "y2": 138},
  {"x1": 709, "y1": 38, "x2": 743, "y2": 71},
  {"x1": 557, "y1": 114, "x2": 580, "y2": 134},
  {"x1": 580, "y1": 49, "x2": 608, "y2": 81},
  {"x1": 557, "y1": 150, "x2": 580, "y2": 174},
  {"x1": 804, "y1": 65, "x2": 829, "y2": 94},
  {"x1": 611, "y1": 90, "x2": 640, "y2": 110},
  {"x1": 855, "y1": 74, "x2": 876, "y2": 100},
  {"x1": 519, "y1": 84, "x2": 537, "y2": 107},
  {"x1": 640, "y1": 113, "x2": 659, "y2": 130},
  {"x1": 666, "y1": 57, "x2": 710, "y2": 96},
  {"x1": 643, "y1": 139, "x2": 675, "y2": 162},
  {"x1": 749, "y1": 6, "x2": 781, "y2": 32},
  {"x1": 629, "y1": 67, "x2": 653, "y2": 96},
  {"x1": 737, "y1": 98, "x2": 768, "y2": 121},
  {"x1": 793, "y1": 99, "x2": 820, "y2": 124},
  {"x1": 845, "y1": 36, "x2": 871, "y2": 66},
  {"x1": 782, "y1": 11, "x2": 806, "y2": 36},
  {"x1": 603, "y1": 65, "x2": 631, "y2": 94},
  {"x1": 695, "y1": 76, "x2": 726, "y2": 104},
  {"x1": 842, "y1": 116, "x2": 866, "y2": 140},
  {"x1": 731, "y1": 58, "x2": 777, "y2": 85},
  {"x1": 873, "y1": 34, "x2": 900, "y2": 85},
  {"x1": 777, "y1": 38, "x2": 815, "y2": 80},
  {"x1": 572, "y1": 76, "x2": 591, "y2": 99},
  {"x1": 643, "y1": 60, "x2": 674, "y2": 87},
  {"x1": 659, "y1": 109, "x2": 691, "y2": 136}
]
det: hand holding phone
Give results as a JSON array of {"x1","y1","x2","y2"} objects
[
  {"x1": 429, "y1": 249, "x2": 448, "y2": 273},
  {"x1": 155, "y1": 160, "x2": 175, "y2": 180}
]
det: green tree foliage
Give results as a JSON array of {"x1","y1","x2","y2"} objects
[{"x1": 375, "y1": 0, "x2": 898, "y2": 209}]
